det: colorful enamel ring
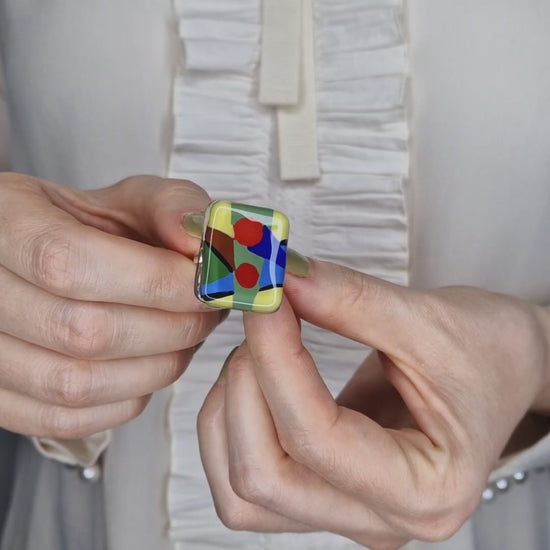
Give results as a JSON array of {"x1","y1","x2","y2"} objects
[{"x1": 194, "y1": 201, "x2": 289, "y2": 313}]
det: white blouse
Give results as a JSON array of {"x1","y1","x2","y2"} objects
[{"x1": 1, "y1": 1, "x2": 550, "y2": 549}]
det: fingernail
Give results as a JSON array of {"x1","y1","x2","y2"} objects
[
  {"x1": 286, "y1": 248, "x2": 310, "y2": 278},
  {"x1": 218, "y1": 346, "x2": 239, "y2": 382},
  {"x1": 181, "y1": 213, "x2": 205, "y2": 238}
]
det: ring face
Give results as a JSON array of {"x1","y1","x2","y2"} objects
[{"x1": 195, "y1": 201, "x2": 289, "y2": 313}]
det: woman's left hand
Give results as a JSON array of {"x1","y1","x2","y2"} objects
[{"x1": 197, "y1": 260, "x2": 550, "y2": 549}]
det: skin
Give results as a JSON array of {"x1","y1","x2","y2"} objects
[
  {"x1": 198, "y1": 260, "x2": 550, "y2": 549},
  {"x1": 4, "y1": 171, "x2": 548, "y2": 545},
  {"x1": 0, "y1": 172, "x2": 224, "y2": 439}
]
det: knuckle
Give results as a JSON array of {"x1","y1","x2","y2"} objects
[
  {"x1": 229, "y1": 462, "x2": 278, "y2": 507},
  {"x1": 52, "y1": 303, "x2": 116, "y2": 359},
  {"x1": 25, "y1": 227, "x2": 79, "y2": 294},
  {"x1": 47, "y1": 361, "x2": 94, "y2": 407},
  {"x1": 216, "y1": 503, "x2": 251, "y2": 532},
  {"x1": 179, "y1": 313, "x2": 215, "y2": 349},
  {"x1": 157, "y1": 178, "x2": 210, "y2": 206},
  {"x1": 278, "y1": 419, "x2": 327, "y2": 466},
  {"x1": 144, "y1": 265, "x2": 182, "y2": 303},
  {"x1": 197, "y1": 390, "x2": 224, "y2": 436},
  {"x1": 38, "y1": 397, "x2": 150, "y2": 440},
  {"x1": 224, "y1": 350, "x2": 248, "y2": 377},
  {"x1": 333, "y1": 268, "x2": 408, "y2": 326},
  {"x1": 39, "y1": 406, "x2": 85, "y2": 439},
  {"x1": 414, "y1": 291, "x2": 460, "y2": 339},
  {"x1": 0, "y1": 173, "x2": 31, "y2": 195},
  {"x1": 124, "y1": 396, "x2": 150, "y2": 422},
  {"x1": 340, "y1": 268, "x2": 372, "y2": 311},
  {"x1": 165, "y1": 350, "x2": 191, "y2": 384},
  {"x1": 279, "y1": 429, "x2": 316, "y2": 463},
  {"x1": 407, "y1": 514, "x2": 466, "y2": 543}
]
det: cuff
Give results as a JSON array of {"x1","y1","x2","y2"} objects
[{"x1": 31, "y1": 430, "x2": 111, "y2": 468}]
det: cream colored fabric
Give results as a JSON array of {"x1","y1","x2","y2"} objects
[
  {"x1": 31, "y1": 433, "x2": 111, "y2": 469},
  {"x1": 259, "y1": 0, "x2": 302, "y2": 106},
  {"x1": 259, "y1": 0, "x2": 321, "y2": 182},
  {"x1": 407, "y1": 0, "x2": 550, "y2": 301},
  {"x1": 277, "y1": 0, "x2": 320, "y2": 181}
]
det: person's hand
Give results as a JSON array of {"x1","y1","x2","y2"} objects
[
  {"x1": 197, "y1": 260, "x2": 550, "y2": 549},
  {"x1": 0, "y1": 172, "x2": 222, "y2": 439}
]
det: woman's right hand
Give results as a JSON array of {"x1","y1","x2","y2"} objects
[
  {"x1": 0, "y1": 172, "x2": 224, "y2": 439},
  {"x1": 198, "y1": 260, "x2": 550, "y2": 548}
]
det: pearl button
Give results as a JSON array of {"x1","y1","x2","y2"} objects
[
  {"x1": 482, "y1": 487, "x2": 495, "y2": 502},
  {"x1": 495, "y1": 478, "x2": 509, "y2": 492},
  {"x1": 512, "y1": 471, "x2": 528, "y2": 483},
  {"x1": 78, "y1": 464, "x2": 102, "y2": 483}
]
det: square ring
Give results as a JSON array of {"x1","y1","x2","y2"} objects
[{"x1": 194, "y1": 201, "x2": 289, "y2": 313}]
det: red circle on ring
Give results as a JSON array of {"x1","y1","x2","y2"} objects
[
  {"x1": 235, "y1": 263, "x2": 259, "y2": 289},
  {"x1": 233, "y1": 218, "x2": 263, "y2": 247}
]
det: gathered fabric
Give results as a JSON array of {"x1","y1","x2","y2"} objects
[{"x1": 168, "y1": 0, "x2": 409, "y2": 547}]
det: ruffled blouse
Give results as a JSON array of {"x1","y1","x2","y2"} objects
[{"x1": 3, "y1": 1, "x2": 550, "y2": 549}]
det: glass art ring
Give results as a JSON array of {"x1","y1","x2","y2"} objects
[{"x1": 194, "y1": 201, "x2": 289, "y2": 313}]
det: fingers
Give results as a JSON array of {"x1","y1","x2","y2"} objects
[
  {"x1": 198, "y1": 358, "x2": 311, "y2": 533},
  {"x1": 0, "y1": 331, "x2": 194, "y2": 407},
  {"x1": 222, "y1": 345, "x2": 405, "y2": 545},
  {"x1": 0, "y1": 386, "x2": 151, "y2": 439},
  {"x1": 0, "y1": 175, "x2": 206, "y2": 311},
  {"x1": 70, "y1": 175, "x2": 211, "y2": 256},
  {"x1": 243, "y1": 297, "x2": 339, "y2": 435},
  {"x1": 243, "y1": 297, "x2": 355, "y2": 478},
  {"x1": 198, "y1": 344, "x2": 407, "y2": 549},
  {"x1": 243, "y1": 298, "x2": 437, "y2": 518},
  {"x1": 0, "y1": 266, "x2": 221, "y2": 359},
  {"x1": 284, "y1": 260, "x2": 418, "y2": 355}
]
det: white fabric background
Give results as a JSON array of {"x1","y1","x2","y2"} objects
[{"x1": 408, "y1": 0, "x2": 550, "y2": 302}]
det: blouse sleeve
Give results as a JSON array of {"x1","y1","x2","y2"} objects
[{"x1": 31, "y1": 432, "x2": 111, "y2": 468}]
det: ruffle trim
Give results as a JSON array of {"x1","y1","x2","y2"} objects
[{"x1": 168, "y1": 1, "x2": 409, "y2": 547}]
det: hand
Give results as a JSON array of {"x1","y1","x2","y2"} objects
[
  {"x1": 197, "y1": 260, "x2": 550, "y2": 549},
  {"x1": 0, "y1": 173, "x2": 222, "y2": 439}
]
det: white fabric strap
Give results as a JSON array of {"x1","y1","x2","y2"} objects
[
  {"x1": 259, "y1": 0, "x2": 302, "y2": 106},
  {"x1": 277, "y1": 0, "x2": 320, "y2": 181}
]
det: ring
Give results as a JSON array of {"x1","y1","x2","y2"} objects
[{"x1": 194, "y1": 201, "x2": 289, "y2": 313}]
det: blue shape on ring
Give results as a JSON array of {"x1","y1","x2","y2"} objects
[
  {"x1": 248, "y1": 225, "x2": 272, "y2": 259},
  {"x1": 200, "y1": 272, "x2": 234, "y2": 300}
]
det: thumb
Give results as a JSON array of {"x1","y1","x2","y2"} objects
[
  {"x1": 284, "y1": 260, "x2": 420, "y2": 356},
  {"x1": 100, "y1": 176, "x2": 210, "y2": 257},
  {"x1": 56, "y1": 175, "x2": 210, "y2": 257}
]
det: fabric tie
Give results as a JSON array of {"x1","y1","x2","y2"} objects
[{"x1": 259, "y1": 0, "x2": 320, "y2": 181}]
